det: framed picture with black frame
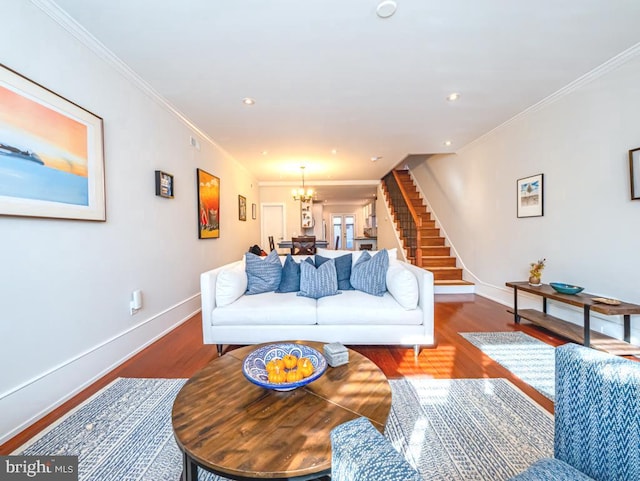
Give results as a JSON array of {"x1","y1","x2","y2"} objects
[
  {"x1": 629, "y1": 147, "x2": 640, "y2": 200},
  {"x1": 238, "y1": 195, "x2": 247, "y2": 221},
  {"x1": 517, "y1": 173, "x2": 544, "y2": 218},
  {"x1": 155, "y1": 170, "x2": 174, "y2": 198}
]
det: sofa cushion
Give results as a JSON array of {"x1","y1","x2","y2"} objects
[
  {"x1": 298, "y1": 258, "x2": 340, "y2": 299},
  {"x1": 276, "y1": 254, "x2": 301, "y2": 293},
  {"x1": 215, "y1": 262, "x2": 248, "y2": 307},
  {"x1": 316, "y1": 253, "x2": 353, "y2": 290},
  {"x1": 386, "y1": 263, "x2": 419, "y2": 310},
  {"x1": 211, "y1": 292, "x2": 317, "y2": 325},
  {"x1": 245, "y1": 250, "x2": 282, "y2": 295},
  {"x1": 350, "y1": 249, "x2": 388, "y2": 296},
  {"x1": 317, "y1": 290, "x2": 422, "y2": 325}
]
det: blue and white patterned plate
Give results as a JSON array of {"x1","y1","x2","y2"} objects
[{"x1": 242, "y1": 343, "x2": 327, "y2": 391}]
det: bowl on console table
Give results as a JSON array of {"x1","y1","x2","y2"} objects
[{"x1": 549, "y1": 282, "x2": 584, "y2": 295}]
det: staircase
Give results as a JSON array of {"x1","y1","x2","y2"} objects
[{"x1": 382, "y1": 170, "x2": 474, "y2": 292}]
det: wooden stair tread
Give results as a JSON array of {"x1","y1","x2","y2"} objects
[
  {"x1": 434, "y1": 280, "x2": 475, "y2": 286},
  {"x1": 384, "y1": 169, "x2": 474, "y2": 290}
]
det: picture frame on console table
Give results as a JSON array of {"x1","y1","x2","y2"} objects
[
  {"x1": 0, "y1": 63, "x2": 105, "y2": 221},
  {"x1": 629, "y1": 147, "x2": 640, "y2": 200},
  {"x1": 517, "y1": 173, "x2": 544, "y2": 218},
  {"x1": 197, "y1": 168, "x2": 219, "y2": 239}
]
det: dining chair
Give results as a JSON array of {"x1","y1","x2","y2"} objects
[{"x1": 291, "y1": 236, "x2": 316, "y2": 255}]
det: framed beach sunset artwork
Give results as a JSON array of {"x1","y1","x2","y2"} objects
[
  {"x1": 0, "y1": 64, "x2": 105, "y2": 221},
  {"x1": 197, "y1": 168, "x2": 220, "y2": 239}
]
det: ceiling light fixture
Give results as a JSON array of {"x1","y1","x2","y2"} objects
[
  {"x1": 376, "y1": 0, "x2": 397, "y2": 18},
  {"x1": 261, "y1": 150, "x2": 268, "y2": 155},
  {"x1": 242, "y1": 97, "x2": 255, "y2": 105},
  {"x1": 292, "y1": 166, "x2": 314, "y2": 202},
  {"x1": 446, "y1": 92, "x2": 460, "y2": 102},
  {"x1": 331, "y1": 149, "x2": 338, "y2": 155},
  {"x1": 444, "y1": 140, "x2": 452, "y2": 146},
  {"x1": 371, "y1": 156, "x2": 383, "y2": 162}
]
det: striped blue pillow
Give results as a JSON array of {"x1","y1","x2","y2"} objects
[
  {"x1": 245, "y1": 250, "x2": 282, "y2": 294},
  {"x1": 350, "y1": 249, "x2": 389, "y2": 296},
  {"x1": 297, "y1": 258, "x2": 340, "y2": 299}
]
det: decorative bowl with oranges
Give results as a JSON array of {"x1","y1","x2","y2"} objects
[{"x1": 242, "y1": 343, "x2": 327, "y2": 391}]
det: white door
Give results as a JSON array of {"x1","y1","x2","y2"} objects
[{"x1": 261, "y1": 203, "x2": 286, "y2": 252}]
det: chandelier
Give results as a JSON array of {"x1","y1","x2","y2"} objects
[{"x1": 292, "y1": 166, "x2": 314, "y2": 202}]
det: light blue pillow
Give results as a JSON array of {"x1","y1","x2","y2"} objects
[
  {"x1": 297, "y1": 258, "x2": 340, "y2": 299},
  {"x1": 245, "y1": 249, "x2": 282, "y2": 295},
  {"x1": 316, "y1": 253, "x2": 353, "y2": 290},
  {"x1": 350, "y1": 249, "x2": 389, "y2": 296}
]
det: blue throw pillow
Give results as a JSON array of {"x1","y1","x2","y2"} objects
[
  {"x1": 245, "y1": 249, "x2": 282, "y2": 295},
  {"x1": 297, "y1": 258, "x2": 340, "y2": 299},
  {"x1": 275, "y1": 255, "x2": 313, "y2": 292},
  {"x1": 315, "y1": 253, "x2": 353, "y2": 290},
  {"x1": 275, "y1": 254, "x2": 300, "y2": 293},
  {"x1": 350, "y1": 249, "x2": 389, "y2": 296}
]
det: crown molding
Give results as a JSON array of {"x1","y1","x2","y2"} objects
[
  {"x1": 31, "y1": 0, "x2": 228, "y2": 154},
  {"x1": 259, "y1": 179, "x2": 379, "y2": 187},
  {"x1": 459, "y1": 41, "x2": 640, "y2": 153}
]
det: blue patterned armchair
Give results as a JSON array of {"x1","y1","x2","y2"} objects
[
  {"x1": 509, "y1": 343, "x2": 640, "y2": 481},
  {"x1": 330, "y1": 343, "x2": 640, "y2": 481},
  {"x1": 331, "y1": 416, "x2": 422, "y2": 481}
]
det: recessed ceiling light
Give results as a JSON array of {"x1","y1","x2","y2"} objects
[
  {"x1": 444, "y1": 140, "x2": 452, "y2": 146},
  {"x1": 331, "y1": 149, "x2": 338, "y2": 155},
  {"x1": 376, "y1": 0, "x2": 397, "y2": 18},
  {"x1": 261, "y1": 150, "x2": 268, "y2": 155},
  {"x1": 446, "y1": 92, "x2": 460, "y2": 102},
  {"x1": 242, "y1": 97, "x2": 255, "y2": 105},
  {"x1": 371, "y1": 156, "x2": 383, "y2": 162}
]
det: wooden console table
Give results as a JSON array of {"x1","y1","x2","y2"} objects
[{"x1": 506, "y1": 281, "x2": 640, "y2": 356}]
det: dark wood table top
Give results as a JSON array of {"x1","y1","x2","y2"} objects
[
  {"x1": 171, "y1": 341, "x2": 391, "y2": 480},
  {"x1": 506, "y1": 281, "x2": 640, "y2": 315}
]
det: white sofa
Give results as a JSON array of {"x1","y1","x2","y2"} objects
[{"x1": 200, "y1": 249, "x2": 435, "y2": 356}]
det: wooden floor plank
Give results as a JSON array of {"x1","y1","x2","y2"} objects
[{"x1": 1, "y1": 293, "x2": 568, "y2": 454}]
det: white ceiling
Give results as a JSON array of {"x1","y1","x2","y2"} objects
[{"x1": 51, "y1": 0, "x2": 640, "y2": 203}]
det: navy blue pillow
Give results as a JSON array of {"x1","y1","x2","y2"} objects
[
  {"x1": 315, "y1": 254, "x2": 353, "y2": 290},
  {"x1": 275, "y1": 255, "x2": 313, "y2": 293}
]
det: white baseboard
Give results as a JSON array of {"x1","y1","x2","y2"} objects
[{"x1": 0, "y1": 294, "x2": 201, "y2": 446}]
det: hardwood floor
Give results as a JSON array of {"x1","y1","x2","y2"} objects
[{"x1": 0, "y1": 293, "x2": 566, "y2": 455}]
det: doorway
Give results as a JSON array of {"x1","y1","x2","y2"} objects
[
  {"x1": 261, "y1": 203, "x2": 286, "y2": 252},
  {"x1": 332, "y1": 214, "x2": 355, "y2": 250}
]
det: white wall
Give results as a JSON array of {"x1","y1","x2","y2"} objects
[
  {"x1": 409, "y1": 51, "x2": 640, "y2": 341},
  {"x1": 0, "y1": 1, "x2": 259, "y2": 443}
]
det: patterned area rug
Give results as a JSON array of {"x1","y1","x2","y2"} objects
[
  {"x1": 460, "y1": 331, "x2": 556, "y2": 400},
  {"x1": 15, "y1": 377, "x2": 553, "y2": 481}
]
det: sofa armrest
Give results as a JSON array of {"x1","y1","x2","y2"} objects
[
  {"x1": 330, "y1": 417, "x2": 422, "y2": 481},
  {"x1": 402, "y1": 261, "x2": 435, "y2": 343},
  {"x1": 200, "y1": 261, "x2": 243, "y2": 344},
  {"x1": 554, "y1": 343, "x2": 640, "y2": 480}
]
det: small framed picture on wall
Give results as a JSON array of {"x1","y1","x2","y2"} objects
[
  {"x1": 517, "y1": 173, "x2": 544, "y2": 218},
  {"x1": 155, "y1": 170, "x2": 174, "y2": 198},
  {"x1": 238, "y1": 195, "x2": 247, "y2": 221},
  {"x1": 629, "y1": 148, "x2": 640, "y2": 200}
]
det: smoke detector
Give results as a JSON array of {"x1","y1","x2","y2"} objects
[{"x1": 376, "y1": 1, "x2": 397, "y2": 18}]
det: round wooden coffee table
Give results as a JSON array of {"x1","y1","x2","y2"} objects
[{"x1": 172, "y1": 341, "x2": 391, "y2": 481}]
